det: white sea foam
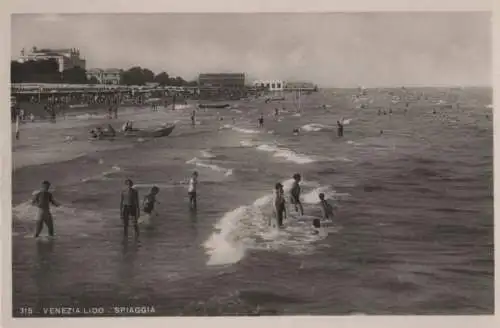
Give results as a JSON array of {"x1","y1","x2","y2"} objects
[
  {"x1": 302, "y1": 186, "x2": 348, "y2": 204},
  {"x1": 186, "y1": 157, "x2": 233, "y2": 176},
  {"x1": 301, "y1": 123, "x2": 331, "y2": 132},
  {"x1": 200, "y1": 150, "x2": 217, "y2": 159},
  {"x1": 232, "y1": 126, "x2": 260, "y2": 134},
  {"x1": 292, "y1": 113, "x2": 301, "y2": 117},
  {"x1": 256, "y1": 144, "x2": 316, "y2": 164},
  {"x1": 12, "y1": 202, "x2": 109, "y2": 236},
  {"x1": 342, "y1": 118, "x2": 352, "y2": 125},
  {"x1": 240, "y1": 140, "x2": 255, "y2": 147},
  {"x1": 81, "y1": 165, "x2": 121, "y2": 182},
  {"x1": 75, "y1": 113, "x2": 108, "y2": 120},
  {"x1": 204, "y1": 179, "x2": 332, "y2": 266}
]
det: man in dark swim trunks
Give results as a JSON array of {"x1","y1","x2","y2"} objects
[
  {"x1": 273, "y1": 182, "x2": 287, "y2": 228},
  {"x1": 258, "y1": 114, "x2": 264, "y2": 128},
  {"x1": 188, "y1": 171, "x2": 198, "y2": 210},
  {"x1": 120, "y1": 179, "x2": 140, "y2": 238},
  {"x1": 32, "y1": 180, "x2": 61, "y2": 238},
  {"x1": 290, "y1": 173, "x2": 304, "y2": 215}
]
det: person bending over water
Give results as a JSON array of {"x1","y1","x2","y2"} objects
[
  {"x1": 32, "y1": 181, "x2": 61, "y2": 238},
  {"x1": 188, "y1": 171, "x2": 198, "y2": 210},
  {"x1": 273, "y1": 183, "x2": 287, "y2": 228},
  {"x1": 120, "y1": 179, "x2": 140, "y2": 238},
  {"x1": 141, "y1": 186, "x2": 160, "y2": 224},
  {"x1": 290, "y1": 173, "x2": 304, "y2": 215}
]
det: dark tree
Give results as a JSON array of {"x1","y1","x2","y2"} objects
[
  {"x1": 62, "y1": 66, "x2": 88, "y2": 84},
  {"x1": 154, "y1": 72, "x2": 170, "y2": 86},
  {"x1": 11, "y1": 59, "x2": 60, "y2": 83}
]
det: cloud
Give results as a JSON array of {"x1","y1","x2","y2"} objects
[{"x1": 11, "y1": 13, "x2": 491, "y2": 87}]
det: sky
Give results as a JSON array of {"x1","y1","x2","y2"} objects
[{"x1": 11, "y1": 13, "x2": 492, "y2": 87}]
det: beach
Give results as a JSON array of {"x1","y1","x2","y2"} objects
[{"x1": 11, "y1": 87, "x2": 494, "y2": 316}]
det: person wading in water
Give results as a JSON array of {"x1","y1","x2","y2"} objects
[{"x1": 120, "y1": 179, "x2": 140, "y2": 239}]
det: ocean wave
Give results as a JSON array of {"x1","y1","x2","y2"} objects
[
  {"x1": 302, "y1": 186, "x2": 349, "y2": 204},
  {"x1": 200, "y1": 150, "x2": 217, "y2": 159},
  {"x1": 240, "y1": 140, "x2": 255, "y2": 147},
  {"x1": 301, "y1": 123, "x2": 331, "y2": 132},
  {"x1": 232, "y1": 126, "x2": 260, "y2": 134},
  {"x1": 81, "y1": 165, "x2": 122, "y2": 183},
  {"x1": 75, "y1": 113, "x2": 108, "y2": 120},
  {"x1": 256, "y1": 144, "x2": 316, "y2": 164},
  {"x1": 186, "y1": 157, "x2": 233, "y2": 176},
  {"x1": 203, "y1": 179, "x2": 332, "y2": 266},
  {"x1": 12, "y1": 201, "x2": 108, "y2": 234}
]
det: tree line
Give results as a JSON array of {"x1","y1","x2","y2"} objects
[{"x1": 11, "y1": 59, "x2": 197, "y2": 86}]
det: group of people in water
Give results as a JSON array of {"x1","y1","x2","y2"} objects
[
  {"x1": 31, "y1": 170, "x2": 200, "y2": 239},
  {"x1": 30, "y1": 168, "x2": 334, "y2": 240},
  {"x1": 272, "y1": 173, "x2": 335, "y2": 233}
]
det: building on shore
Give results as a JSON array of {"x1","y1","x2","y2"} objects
[
  {"x1": 198, "y1": 73, "x2": 245, "y2": 89},
  {"x1": 198, "y1": 73, "x2": 246, "y2": 100},
  {"x1": 252, "y1": 80, "x2": 284, "y2": 92},
  {"x1": 284, "y1": 81, "x2": 317, "y2": 91},
  {"x1": 18, "y1": 47, "x2": 86, "y2": 72},
  {"x1": 86, "y1": 68, "x2": 121, "y2": 85}
]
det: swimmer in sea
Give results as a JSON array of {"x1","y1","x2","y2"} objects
[
  {"x1": 273, "y1": 183, "x2": 287, "y2": 228},
  {"x1": 337, "y1": 120, "x2": 344, "y2": 137},
  {"x1": 120, "y1": 179, "x2": 140, "y2": 239},
  {"x1": 319, "y1": 193, "x2": 334, "y2": 220},
  {"x1": 191, "y1": 110, "x2": 196, "y2": 126},
  {"x1": 312, "y1": 218, "x2": 321, "y2": 235},
  {"x1": 32, "y1": 180, "x2": 61, "y2": 238},
  {"x1": 293, "y1": 128, "x2": 300, "y2": 136},
  {"x1": 142, "y1": 186, "x2": 160, "y2": 223},
  {"x1": 290, "y1": 173, "x2": 304, "y2": 216},
  {"x1": 89, "y1": 129, "x2": 98, "y2": 139},
  {"x1": 188, "y1": 171, "x2": 198, "y2": 210}
]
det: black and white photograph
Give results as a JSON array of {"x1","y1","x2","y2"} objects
[{"x1": 3, "y1": 0, "x2": 496, "y2": 322}]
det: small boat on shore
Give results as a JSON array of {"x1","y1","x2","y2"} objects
[
  {"x1": 198, "y1": 103, "x2": 230, "y2": 109},
  {"x1": 92, "y1": 124, "x2": 176, "y2": 141},
  {"x1": 123, "y1": 124, "x2": 176, "y2": 138}
]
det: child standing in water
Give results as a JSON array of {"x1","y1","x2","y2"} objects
[
  {"x1": 120, "y1": 179, "x2": 140, "y2": 238},
  {"x1": 273, "y1": 183, "x2": 287, "y2": 228},
  {"x1": 188, "y1": 171, "x2": 198, "y2": 210},
  {"x1": 290, "y1": 173, "x2": 304, "y2": 216},
  {"x1": 140, "y1": 186, "x2": 160, "y2": 225},
  {"x1": 258, "y1": 114, "x2": 264, "y2": 128},
  {"x1": 32, "y1": 181, "x2": 61, "y2": 238}
]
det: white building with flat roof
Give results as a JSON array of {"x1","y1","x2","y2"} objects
[
  {"x1": 86, "y1": 68, "x2": 121, "y2": 85},
  {"x1": 253, "y1": 80, "x2": 284, "y2": 91}
]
